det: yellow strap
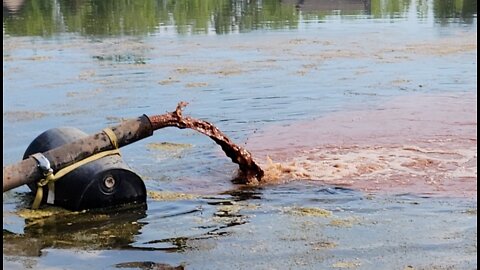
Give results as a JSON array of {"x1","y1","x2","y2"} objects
[
  {"x1": 32, "y1": 172, "x2": 54, "y2": 209},
  {"x1": 32, "y1": 128, "x2": 121, "y2": 209},
  {"x1": 32, "y1": 185, "x2": 43, "y2": 209},
  {"x1": 103, "y1": 128, "x2": 119, "y2": 149}
]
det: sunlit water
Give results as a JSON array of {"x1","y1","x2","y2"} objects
[{"x1": 3, "y1": 0, "x2": 477, "y2": 269}]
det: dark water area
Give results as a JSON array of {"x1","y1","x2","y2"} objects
[{"x1": 3, "y1": 0, "x2": 477, "y2": 269}]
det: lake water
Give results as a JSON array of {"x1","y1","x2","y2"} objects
[{"x1": 3, "y1": 0, "x2": 477, "y2": 269}]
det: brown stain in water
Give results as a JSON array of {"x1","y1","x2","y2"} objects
[{"x1": 247, "y1": 93, "x2": 477, "y2": 198}]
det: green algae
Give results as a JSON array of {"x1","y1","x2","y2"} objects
[
  {"x1": 332, "y1": 261, "x2": 362, "y2": 268},
  {"x1": 285, "y1": 207, "x2": 332, "y2": 217},
  {"x1": 328, "y1": 217, "x2": 361, "y2": 228},
  {"x1": 146, "y1": 142, "x2": 193, "y2": 151},
  {"x1": 147, "y1": 190, "x2": 199, "y2": 201}
]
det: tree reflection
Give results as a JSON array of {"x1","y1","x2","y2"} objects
[
  {"x1": 370, "y1": 0, "x2": 411, "y2": 18},
  {"x1": 433, "y1": 0, "x2": 477, "y2": 25},
  {"x1": 2, "y1": 0, "x2": 477, "y2": 37}
]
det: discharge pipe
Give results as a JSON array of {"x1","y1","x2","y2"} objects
[{"x1": 3, "y1": 102, "x2": 264, "y2": 193}]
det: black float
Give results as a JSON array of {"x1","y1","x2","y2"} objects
[{"x1": 23, "y1": 127, "x2": 146, "y2": 211}]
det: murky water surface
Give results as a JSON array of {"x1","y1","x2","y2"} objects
[{"x1": 3, "y1": 0, "x2": 477, "y2": 269}]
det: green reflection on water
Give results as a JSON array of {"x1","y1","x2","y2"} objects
[
  {"x1": 2, "y1": 0, "x2": 477, "y2": 37},
  {"x1": 433, "y1": 0, "x2": 477, "y2": 25},
  {"x1": 59, "y1": 0, "x2": 164, "y2": 36},
  {"x1": 370, "y1": 0, "x2": 411, "y2": 18}
]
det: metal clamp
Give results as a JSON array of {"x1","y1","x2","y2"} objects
[{"x1": 31, "y1": 153, "x2": 53, "y2": 176}]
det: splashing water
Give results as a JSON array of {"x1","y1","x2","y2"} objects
[{"x1": 248, "y1": 93, "x2": 477, "y2": 198}]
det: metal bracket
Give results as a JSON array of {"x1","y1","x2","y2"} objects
[{"x1": 31, "y1": 153, "x2": 53, "y2": 176}]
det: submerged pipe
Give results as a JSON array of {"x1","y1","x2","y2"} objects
[{"x1": 3, "y1": 102, "x2": 264, "y2": 192}]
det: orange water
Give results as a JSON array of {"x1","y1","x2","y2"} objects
[{"x1": 249, "y1": 93, "x2": 477, "y2": 198}]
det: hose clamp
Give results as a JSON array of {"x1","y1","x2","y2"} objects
[{"x1": 31, "y1": 153, "x2": 53, "y2": 176}]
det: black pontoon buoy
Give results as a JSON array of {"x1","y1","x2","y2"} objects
[{"x1": 23, "y1": 127, "x2": 146, "y2": 211}]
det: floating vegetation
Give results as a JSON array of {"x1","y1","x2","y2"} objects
[
  {"x1": 185, "y1": 82, "x2": 209, "y2": 88},
  {"x1": 309, "y1": 241, "x2": 338, "y2": 250},
  {"x1": 146, "y1": 142, "x2": 193, "y2": 151},
  {"x1": 5, "y1": 204, "x2": 148, "y2": 252},
  {"x1": 332, "y1": 261, "x2": 362, "y2": 268},
  {"x1": 158, "y1": 77, "x2": 181, "y2": 85},
  {"x1": 328, "y1": 217, "x2": 361, "y2": 228},
  {"x1": 463, "y1": 208, "x2": 477, "y2": 215},
  {"x1": 93, "y1": 54, "x2": 146, "y2": 64},
  {"x1": 214, "y1": 204, "x2": 241, "y2": 217},
  {"x1": 285, "y1": 207, "x2": 332, "y2": 217},
  {"x1": 114, "y1": 261, "x2": 185, "y2": 269},
  {"x1": 3, "y1": 111, "x2": 47, "y2": 122},
  {"x1": 17, "y1": 206, "x2": 84, "y2": 220},
  {"x1": 147, "y1": 190, "x2": 198, "y2": 201}
]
